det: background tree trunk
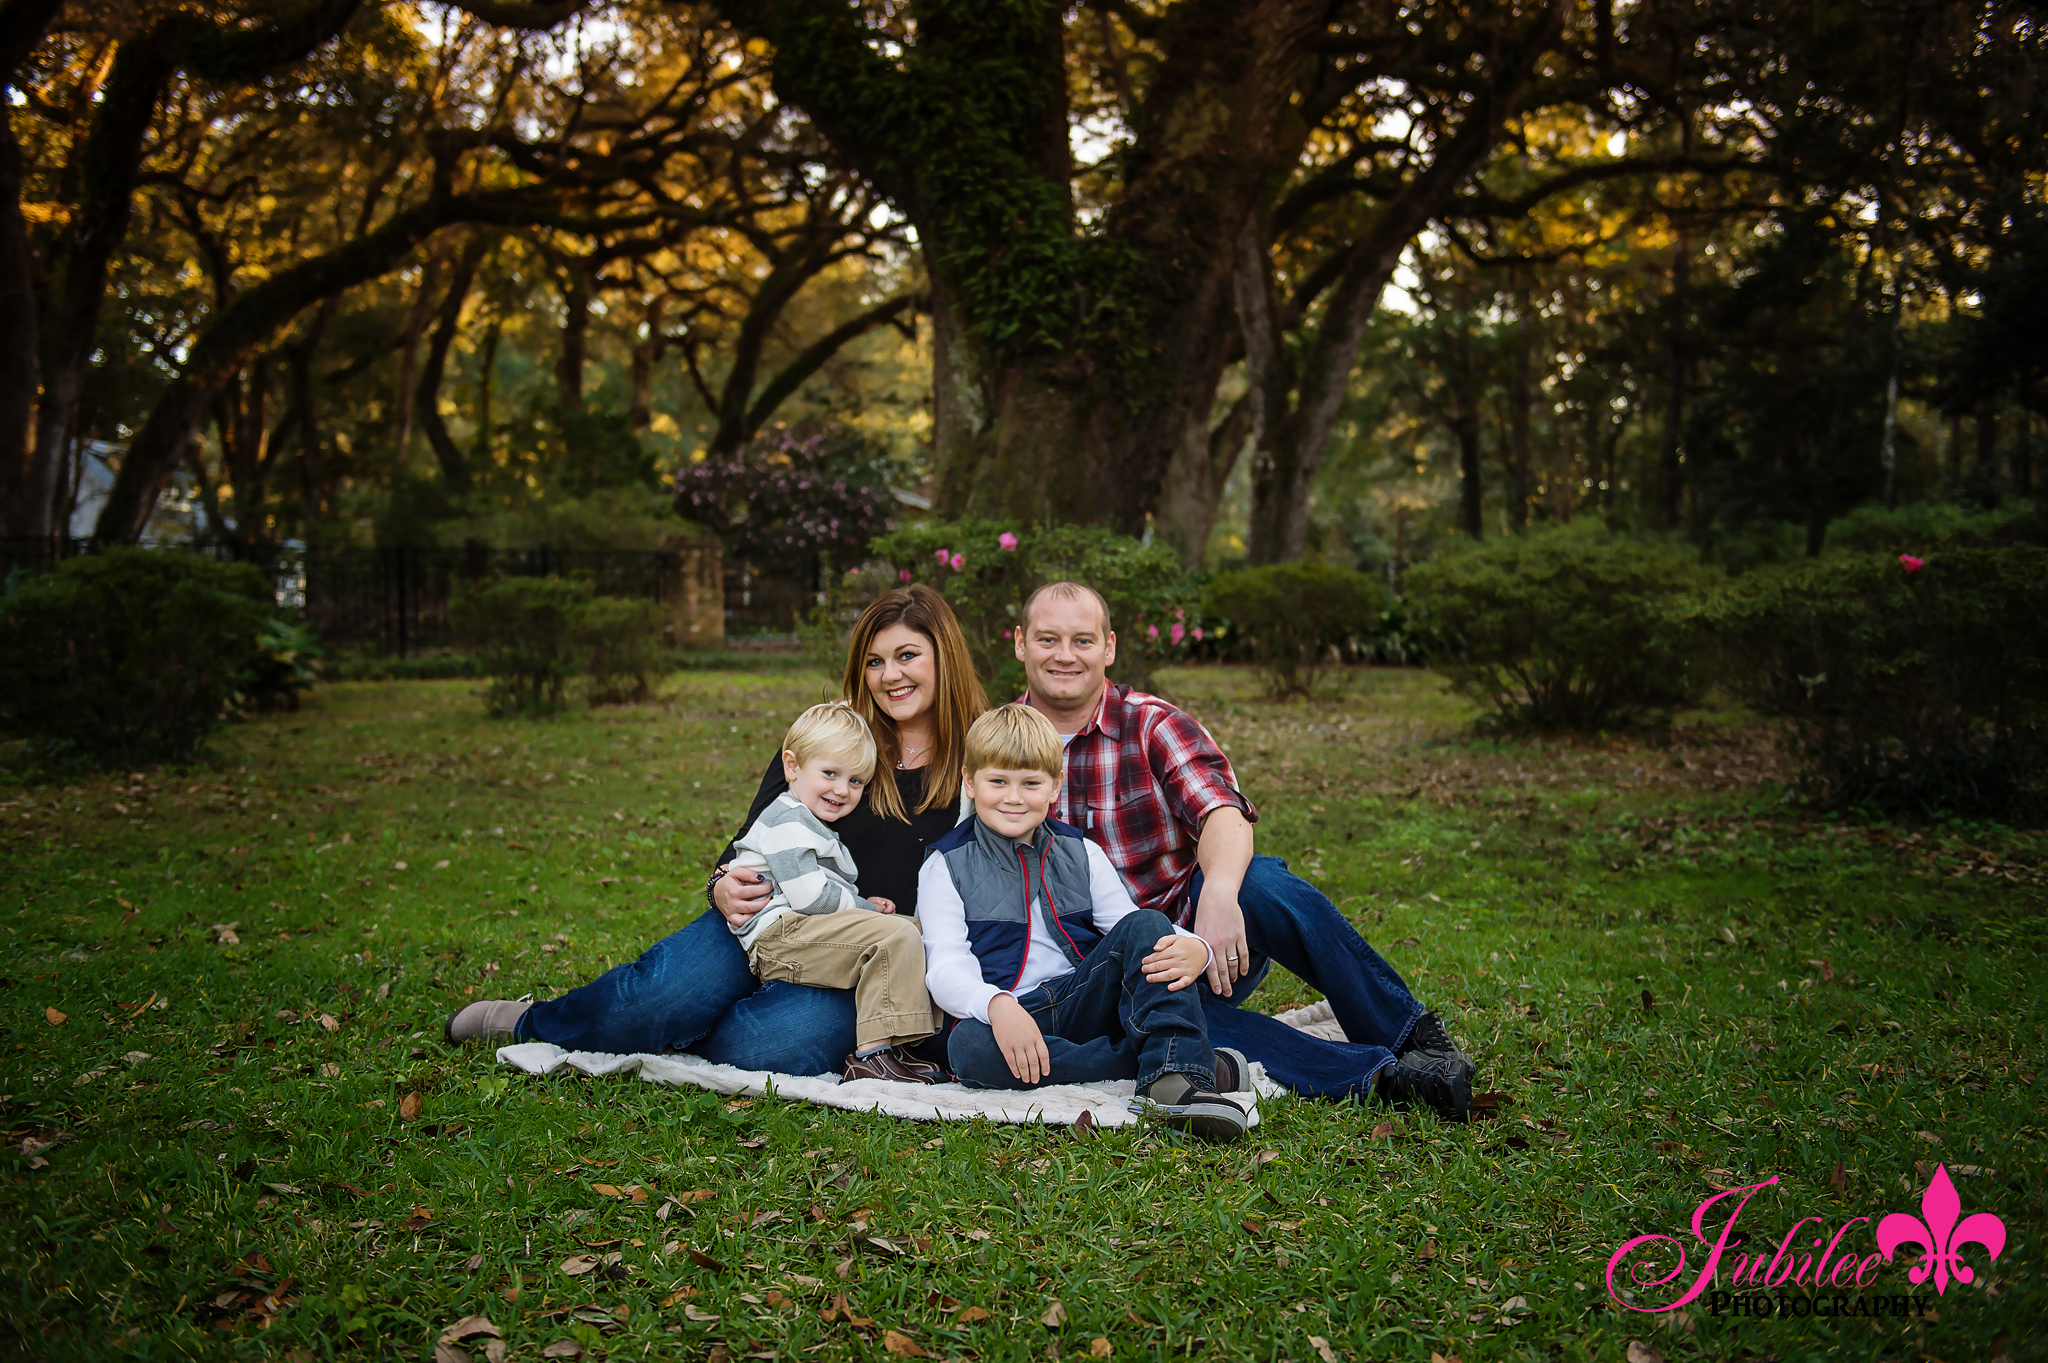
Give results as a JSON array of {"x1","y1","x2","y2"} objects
[{"x1": 415, "y1": 232, "x2": 489, "y2": 494}]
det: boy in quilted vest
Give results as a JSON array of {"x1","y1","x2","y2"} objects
[{"x1": 918, "y1": 704, "x2": 1249, "y2": 1140}]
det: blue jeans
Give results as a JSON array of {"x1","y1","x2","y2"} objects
[
  {"x1": 515, "y1": 907, "x2": 857, "y2": 1075},
  {"x1": 947, "y1": 910, "x2": 1214, "y2": 1093},
  {"x1": 1192, "y1": 855, "x2": 1422, "y2": 1100}
]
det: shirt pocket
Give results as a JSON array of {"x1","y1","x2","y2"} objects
[{"x1": 1108, "y1": 785, "x2": 1173, "y2": 861}]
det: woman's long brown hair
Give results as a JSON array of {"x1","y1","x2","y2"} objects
[{"x1": 840, "y1": 584, "x2": 987, "y2": 820}]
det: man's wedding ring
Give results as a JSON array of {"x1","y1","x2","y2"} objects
[{"x1": 1226, "y1": 953, "x2": 1240, "y2": 961}]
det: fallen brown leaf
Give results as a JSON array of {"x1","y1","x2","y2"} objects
[
  {"x1": 1307, "y1": 1336, "x2": 1340, "y2": 1363},
  {"x1": 560, "y1": 1254, "x2": 600, "y2": 1277},
  {"x1": 539, "y1": 1342, "x2": 582, "y2": 1360},
  {"x1": 1625, "y1": 1343, "x2": 1665, "y2": 1363},
  {"x1": 882, "y1": 1330, "x2": 926, "y2": 1357},
  {"x1": 1370, "y1": 1121, "x2": 1395, "y2": 1138},
  {"x1": 1419, "y1": 1239, "x2": 1437, "y2": 1260},
  {"x1": 44, "y1": 1006, "x2": 65, "y2": 1026},
  {"x1": 683, "y1": 1305, "x2": 719, "y2": 1322},
  {"x1": 318, "y1": 1012, "x2": 340, "y2": 1032},
  {"x1": 956, "y1": 1306, "x2": 992, "y2": 1323},
  {"x1": 1042, "y1": 1300, "x2": 1066, "y2": 1327},
  {"x1": 439, "y1": 1316, "x2": 502, "y2": 1344},
  {"x1": 462, "y1": 1254, "x2": 485, "y2": 1274},
  {"x1": 737, "y1": 1137, "x2": 769, "y2": 1149},
  {"x1": 687, "y1": 1247, "x2": 729, "y2": 1272},
  {"x1": 433, "y1": 1345, "x2": 472, "y2": 1363},
  {"x1": 1089, "y1": 1339, "x2": 1113, "y2": 1358},
  {"x1": 399, "y1": 1092, "x2": 424, "y2": 1122}
]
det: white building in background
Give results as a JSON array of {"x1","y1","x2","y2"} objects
[{"x1": 62, "y1": 441, "x2": 207, "y2": 543}]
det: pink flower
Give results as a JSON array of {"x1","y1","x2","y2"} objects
[
  {"x1": 845, "y1": 567, "x2": 859, "y2": 579},
  {"x1": 1146, "y1": 624, "x2": 1160, "y2": 641},
  {"x1": 898, "y1": 570, "x2": 913, "y2": 582},
  {"x1": 998, "y1": 532, "x2": 1019, "y2": 551},
  {"x1": 1192, "y1": 627, "x2": 1204, "y2": 641},
  {"x1": 1170, "y1": 622, "x2": 1185, "y2": 645},
  {"x1": 1174, "y1": 607, "x2": 1185, "y2": 620},
  {"x1": 934, "y1": 548, "x2": 949, "y2": 564},
  {"x1": 1001, "y1": 628, "x2": 1013, "y2": 638},
  {"x1": 949, "y1": 552, "x2": 965, "y2": 571},
  {"x1": 1899, "y1": 554, "x2": 1925, "y2": 573}
]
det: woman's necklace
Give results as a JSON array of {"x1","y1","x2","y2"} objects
[{"x1": 896, "y1": 735, "x2": 931, "y2": 769}]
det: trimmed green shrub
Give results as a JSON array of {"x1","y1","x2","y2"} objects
[
  {"x1": 1824, "y1": 499, "x2": 2042, "y2": 555},
  {"x1": 1683, "y1": 546, "x2": 2048, "y2": 820},
  {"x1": 0, "y1": 548, "x2": 274, "y2": 767},
  {"x1": 1203, "y1": 563, "x2": 1389, "y2": 698},
  {"x1": 1405, "y1": 527, "x2": 1712, "y2": 732},
  {"x1": 452, "y1": 577, "x2": 594, "y2": 716},
  {"x1": 835, "y1": 521, "x2": 1202, "y2": 698},
  {"x1": 577, "y1": 596, "x2": 666, "y2": 705}
]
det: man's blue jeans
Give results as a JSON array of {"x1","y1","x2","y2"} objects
[
  {"x1": 947, "y1": 910, "x2": 1214, "y2": 1093},
  {"x1": 515, "y1": 906, "x2": 857, "y2": 1075},
  {"x1": 1192, "y1": 854, "x2": 1422, "y2": 1100}
]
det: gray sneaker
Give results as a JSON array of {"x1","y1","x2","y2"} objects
[
  {"x1": 1213, "y1": 1046, "x2": 1252, "y2": 1094},
  {"x1": 444, "y1": 998, "x2": 532, "y2": 1045},
  {"x1": 1131, "y1": 1073, "x2": 1249, "y2": 1143}
]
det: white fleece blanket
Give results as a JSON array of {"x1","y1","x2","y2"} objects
[{"x1": 495, "y1": 1000, "x2": 1347, "y2": 1130}]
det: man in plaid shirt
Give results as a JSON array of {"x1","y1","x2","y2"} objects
[{"x1": 1018, "y1": 582, "x2": 1475, "y2": 1120}]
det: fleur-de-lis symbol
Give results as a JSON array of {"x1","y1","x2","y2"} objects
[{"x1": 1876, "y1": 1163, "x2": 2006, "y2": 1295}]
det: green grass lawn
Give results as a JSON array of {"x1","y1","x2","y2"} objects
[{"x1": 3, "y1": 666, "x2": 2041, "y2": 1362}]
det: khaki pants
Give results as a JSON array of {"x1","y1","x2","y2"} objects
[{"x1": 746, "y1": 911, "x2": 941, "y2": 1053}]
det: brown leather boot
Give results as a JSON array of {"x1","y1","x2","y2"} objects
[{"x1": 841, "y1": 1046, "x2": 945, "y2": 1084}]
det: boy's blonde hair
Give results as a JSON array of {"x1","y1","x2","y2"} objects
[
  {"x1": 964, "y1": 703, "x2": 1064, "y2": 778},
  {"x1": 782, "y1": 702, "x2": 878, "y2": 779}
]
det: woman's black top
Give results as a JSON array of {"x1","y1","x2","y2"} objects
[{"x1": 712, "y1": 757, "x2": 962, "y2": 915}]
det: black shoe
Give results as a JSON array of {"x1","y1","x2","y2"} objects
[
  {"x1": 1213, "y1": 1046, "x2": 1251, "y2": 1094},
  {"x1": 1399, "y1": 1011, "x2": 1458, "y2": 1057},
  {"x1": 1378, "y1": 1052, "x2": 1472, "y2": 1123},
  {"x1": 1131, "y1": 1074, "x2": 1249, "y2": 1143}
]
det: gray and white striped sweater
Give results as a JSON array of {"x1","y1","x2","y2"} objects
[{"x1": 728, "y1": 793, "x2": 881, "y2": 950}]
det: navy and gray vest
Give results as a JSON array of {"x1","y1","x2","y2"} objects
[{"x1": 924, "y1": 815, "x2": 1103, "y2": 990}]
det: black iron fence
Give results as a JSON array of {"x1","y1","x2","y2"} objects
[{"x1": 1, "y1": 538, "x2": 816, "y2": 654}]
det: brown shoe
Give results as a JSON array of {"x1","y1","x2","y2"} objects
[
  {"x1": 445, "y1": 998, "x2": 533, "y2": 1045},
  {"x1": 841, "y1": 1046, "x2": 945, "y2": 1085}
]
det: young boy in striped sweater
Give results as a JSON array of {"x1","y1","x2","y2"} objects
[{"x1": 728, "y1": 702, "x2": 943, "y2": 1084}]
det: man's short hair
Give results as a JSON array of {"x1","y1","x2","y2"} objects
[
  {"x1": 964, "y1": 703, "x2": 1064, "y2": 778},
  {"x1": 782, "y1": 702, "x2": 878, "y2": 779},
  {"x1": 1021, "y1": 580, "x2": 1113, "y2": 636}
]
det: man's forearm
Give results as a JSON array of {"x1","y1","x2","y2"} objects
[{"x1": 1195, "y1": 806, "x2": 1255, "y2": 894}]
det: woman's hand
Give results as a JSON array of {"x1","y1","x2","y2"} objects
[
  {"x1": 713, "y1": 865, "x2": 773, "y2": 927},
  {"x1": 868, "y1": 896, "x2": 898, "y2": 914},
  {"x1": 987, "y1": 993, "x2": 1050, "y2": 1084},
  {"x1": 1141, "y1": 934, "x2": 1210, "y2": 992}
]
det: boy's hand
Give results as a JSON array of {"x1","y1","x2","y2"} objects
[
  {"x1": 987, "y1": 994, "x2": 1050, "y2": 1085},
  {"x1": 868, "y1": 896, "x2": 898, "y2": 914},
  {"x1": 1141, "y1": 934, "x2": 1210, "y2": 991}
]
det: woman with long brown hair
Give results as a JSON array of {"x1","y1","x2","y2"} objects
[{"x1": 445, "y1": 586, "x2": 987, "y2": 1072}]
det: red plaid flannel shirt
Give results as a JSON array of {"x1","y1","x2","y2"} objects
[{"x1": 1035, "y1": 682, "x2": 1257, "y2": 924}]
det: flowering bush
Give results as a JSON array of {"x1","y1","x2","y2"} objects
[
  {"x1": 668, "y1": 424, "x2": 895, "y2": 563},
  {"x1": 823, "y1": 520, "x2": 1202, "y2": 698},
  {"x1": 1682, "y1": 546, "x2": 2048, "y2": 819}
]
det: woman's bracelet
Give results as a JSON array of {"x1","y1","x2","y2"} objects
[{"x1": 705, "y1": 866, "x2": 728, "y2": 910}]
